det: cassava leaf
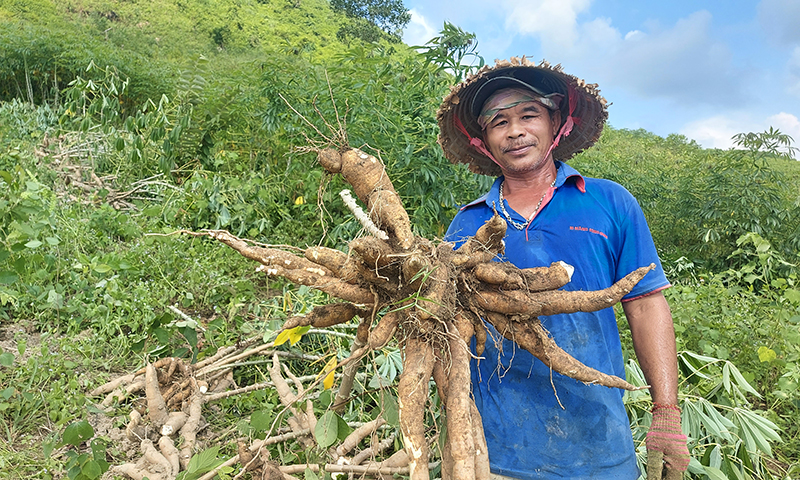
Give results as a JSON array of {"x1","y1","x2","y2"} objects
[
  {"x1": 62, "y1": 420, "x2": 94, "y2": 447},
  {"x1": 180, "y1": 446, "x2": 224, "y2": 480},
  {"x1": 702, "y1": 466, "x2": 729, "y2": 480},
  {"x1": 314, "y1": 411, "x2": 339, "y2": 449},
  {"x1": 274, "y1": 326, "x2": 310, "y2": 346},
  {"x1": 725, "y1": 361, "x2": 761, "y2": 397},
  {"x1": 318, "y1": 355, "x2": 337, "y2": 390}
]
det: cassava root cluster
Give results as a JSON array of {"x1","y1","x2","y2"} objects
[
  {"x1": 96, "y1": 146, "x2": 651, "y2": 480},
  {"x1": 205, "y1": 147, "x2": 652, "y2": 480}
]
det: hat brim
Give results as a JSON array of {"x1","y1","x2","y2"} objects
[{"x1": 437, "y1": 57, "x2": 608, "y2": 177}]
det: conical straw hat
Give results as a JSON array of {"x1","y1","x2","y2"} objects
[{"x1": 437, "y1": 57, "x2": 608, "y2": 176}]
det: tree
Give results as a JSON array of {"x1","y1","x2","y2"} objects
[
  {"x1": 331, "y1": 0, "x2": 411, "y2": 41},
  {"x1": 415, "y1": 21, "x2": 484, "y2": 82}
]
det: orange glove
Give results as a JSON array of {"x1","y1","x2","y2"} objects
[{"x1": 645, "y1": 403, "x2": 690, "y2": 479}]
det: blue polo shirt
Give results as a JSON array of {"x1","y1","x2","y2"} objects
[{"x1": 445, "y1": 162, "x2": 670, "y2": 480}]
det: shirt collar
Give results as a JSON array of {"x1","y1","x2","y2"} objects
[
  {"x1": 555, "y1": 161, "x2": 586, "y2": 192},
  {"x1": 460, "y1": 162, "x2": 586, "y2": 211}
]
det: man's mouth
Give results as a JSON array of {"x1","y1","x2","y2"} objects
[{"x1": 503, "y1": 143, "x2": 535, "y2": 154}]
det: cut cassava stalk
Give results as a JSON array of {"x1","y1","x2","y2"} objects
[
  {"x1": 336, "y1": 417, "x2": 386, "y2": 457},
  {"x1": 332, "y1": 320, "x2": 370, "y2": 412},
  {"x1": 321, "y1": 148, "x2": 414, "y2": 250}
]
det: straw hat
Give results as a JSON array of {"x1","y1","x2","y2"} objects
[{"x1": 437, "y1": 57, "x2": 609, "y2": 176}]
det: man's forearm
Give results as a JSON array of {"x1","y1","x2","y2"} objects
[{"x1": 623, "y1": 292, "x2": 679, "y2": 405}]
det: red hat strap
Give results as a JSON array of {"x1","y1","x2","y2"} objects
[{"x1": 453, "y1": 114, "x2": 503, "y2": 167}]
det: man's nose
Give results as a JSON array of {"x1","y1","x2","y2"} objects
[{"x1": 507, "y1": 120, "x2": 526, "y2": 137}]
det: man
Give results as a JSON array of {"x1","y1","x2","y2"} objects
[{"x1": 436, "y1": 57, "x2": 690, "y2": 479}]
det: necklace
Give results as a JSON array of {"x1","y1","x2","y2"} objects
[{"x1": 498, "y1": 178, "x2": 556, "y2": 230}]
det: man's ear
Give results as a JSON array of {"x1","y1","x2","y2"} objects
[{"x1": 551, "y1": 109, "x2": 562, "y2": 138}]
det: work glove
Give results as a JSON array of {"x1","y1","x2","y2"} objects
[{"x1": 645, "y1": 403, "x2": 690, "y2": 480}]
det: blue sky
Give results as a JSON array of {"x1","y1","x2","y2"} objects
[{"x1": 402, "y1": 0, "x2": 800, "y2": 150}]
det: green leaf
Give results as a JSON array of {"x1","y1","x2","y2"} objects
[
  {"x1": 304, "y1": 467, "x2": 319, "y2": 480},
  {"x1": 181, "y1": 446, "x2": 223, "y2": 480},
  {"x1": 181, "y1": 326, "x2": 198, "y2": 349},
  {"x1": 379, "y1": 393, "x2": 399, "y2": 426},
  {"x1": 250, "y1": 409, "x2": 274, "y2": 432},
  {"x1": 784, "y1": 288, "x2": 800, "y2": 304},
  {"x1": 757, "y1": 346, "x2": 777, "y2": 363},
  {"x1": 684, "y1": 400, "x2": 733, "y2": 443},
  {"x1": 25, "y1": 240, "x2": 42, "y2": 249},
  {"x1": 337, "y1": 414, "x2": 353, "y2": 441},
  {"x1": 0, "y1": 352, "x2": 14, "y2": 367},
  {"x1": 314, "y1": 411, "x2": 339, "y2": 449},
  {"x1": 142, "y1": 205, "x2": 162, "y2": 217},
  {"x1": 82, "y1": 459, "x2": 102, "y2": 478},
  {"x1": 725, "y1": 361, "x2": 761, "y2": 397},
  {"x1": 730, "y1": 408, "x2": 780, "y2": 456},
  {"x1": 0, "y1": 271, "x2": 18, "y2": 285},
  {"x1": 62, "y1": 420, "x2": 94, "y2": 447},
  {"x1": 93, "y1": 264, "x2": 112, "y2": 274}
]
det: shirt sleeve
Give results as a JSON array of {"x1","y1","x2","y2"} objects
[{"x1": 614, "y1": 188, "x2": 671, "y2": 300}]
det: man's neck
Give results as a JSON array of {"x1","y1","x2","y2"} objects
[{"x1": 501, "y1": 161, "x2": 558, "y2": 197}]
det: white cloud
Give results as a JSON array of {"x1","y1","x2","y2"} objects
[
  {"x1": 624, "y1": 30, "x2": 644, "y2": 41},
  {"x1": 402, "y1": 9, "x2": 439, "y2": 47},
  {"x1": 490, "y1": 7, "x2": 747, "y2": 110},
  {"x1": 768, "y1": 112, "x2": 800, "y2": 143},
  {"x1": 576, "y1": 17, "x2": 621, "y2": 56},
  {"x1": 606, "y1": 12, "x2": 745, "y2": 106},
  {"x1": 500, "y1": 0, "x2": 592, "y2": 51},
  {"x1": 680, "y1": 115, "x2": 746, "y2": 149},
  {"x1": 680, "y1": 112, "x2": 800, "y2": 150}
]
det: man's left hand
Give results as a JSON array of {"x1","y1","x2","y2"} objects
[{"x1": 645, "y1": 403, "x2": 690, "y2": 479}]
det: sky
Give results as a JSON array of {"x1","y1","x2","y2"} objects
[{"x1": 402, "y1": 0, "x2": 800, "y2": 150}]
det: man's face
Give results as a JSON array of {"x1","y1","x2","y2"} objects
[{"x1": 482, "y1": 101, "x2": 561, "y2": 175}]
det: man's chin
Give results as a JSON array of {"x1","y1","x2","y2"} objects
[{"x1": 499, "y1": 157, "x2": 551, "y2": 175}]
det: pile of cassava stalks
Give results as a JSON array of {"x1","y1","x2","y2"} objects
[{"x1": 93, "y1": 147, "x2": 651, "y2": 480}]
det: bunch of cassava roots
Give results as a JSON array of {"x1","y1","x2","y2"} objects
[{"x1": 94, "y1": 147, "x2": 651, "y2": 480}]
